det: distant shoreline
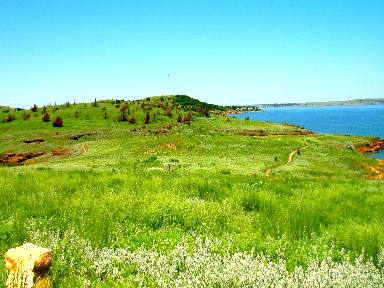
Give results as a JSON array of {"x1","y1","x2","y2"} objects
[{"x1": 255, "y1": 98, "x2": 384, "y2": 108}]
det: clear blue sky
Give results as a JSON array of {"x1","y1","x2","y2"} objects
[{"x1": 1, "y1": 0, "x2": 383, "y2": 107}]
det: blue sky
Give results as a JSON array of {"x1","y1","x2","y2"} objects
[{"x1": 0, "y1": 0, "x2": 383, "y2": 107}]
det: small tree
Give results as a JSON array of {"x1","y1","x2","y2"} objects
[
  {"x1": 42, "y1": 112, "x2": 50, "y2": 122},
  {"x1": 128, "y1": 116, "x2": 136, "y2": 124},
  {"x1": 144, "y1": 113, "x2": 150, "y2": 124},
  {"x1": 6, "y1": 114, "x2": 15, "y2": 122},
  {"x1": 93, "y1": 98, "x2": 98, "y2": 107},
  {"x1": 177, "y1": 115, "x2": 183, "y2": 123},
  {"x1": 31, "y1": 104, "x2": 38, "y2": 112},
  {"x1": 166, "y1": 110, "x2": 173, "y2": 118},
  {"x1": 119, "y1": 104, "x2": 127, "y2": 121},
  {"x1": 52, "y1": 116, "x2": 63, "y2": 127}
]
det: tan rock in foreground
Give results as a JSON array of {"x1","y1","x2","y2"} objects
[{"x1": 4, "y1": 243, "x2": 52, "y2": 288}]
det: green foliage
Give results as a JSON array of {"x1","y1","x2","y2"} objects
[
  {"x1": 5, "y1": 114, "x2": 15, "y2": 122},
  {"x1": 52, "y1": 116, "x2": 63, "y2": 127},
  {"x1": 42, "y1": 112, "x2": 50, "y2": 122},
  {"x1": 173, "y1": 95, "x2": 225, "y2": 112},
  {"x1": 0, "y1": 96, "x2": 383, "y2": 286},
  {"x1": 143, "y1": 112, "x2": 150, "y2": 124},
  {"x1": 23, "y1": 112, "x2": 31, "y2": 121},
  {"x1": 31, "y1": 104, "x2": 38, "y2": 112}
]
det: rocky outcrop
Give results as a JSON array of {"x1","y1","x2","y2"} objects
[
  {"x1": 355, "y1": 138, "x2": 384, "y2": 153},
  {"x1": 4, "y1": 243, "x2": 52, "y2": 288},
  {"x1": 0, "y1": 151, "x2": 46, "y2": 165},
  {"x1": 237, "y1": 129, "x2": 314, "y2": 137},
  {"x1": 362, "y1": 162, "x2": 384, "y2": 179}
]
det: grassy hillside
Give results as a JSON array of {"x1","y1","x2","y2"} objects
[{"x1": 1, "y1": 96, "x2": 383, "y2": 287}]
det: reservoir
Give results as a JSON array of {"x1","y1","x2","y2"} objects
[{"x1": 234, "y1": 105, "x2": 384, "y2": 159}]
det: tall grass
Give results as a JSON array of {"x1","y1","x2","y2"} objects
[{"x1": 1, "y1": 98, "x2": 383, "y2": 285}]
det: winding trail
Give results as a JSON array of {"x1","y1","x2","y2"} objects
[
  {"x1": 81, "y1": 143, "x2": 87, "y2": 154},
  {"x1": 264, "y1": 145, "x2": 309, "y2": 176}
]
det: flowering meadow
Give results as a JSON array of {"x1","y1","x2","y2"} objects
[{"x1": 1, "y1": 98, "x2": 384, "y2": 286}]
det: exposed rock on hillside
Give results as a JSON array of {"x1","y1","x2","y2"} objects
[{"x1": 356, "y1": 138, "x2": 384, "y2": 153}]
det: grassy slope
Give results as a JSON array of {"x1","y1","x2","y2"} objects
[{"x1": 0, "y1": 97, "x2": 383, "y2": 285}]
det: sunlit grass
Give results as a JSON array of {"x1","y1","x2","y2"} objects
[{"x1": 1, "y1": 97, "x2": 383, "y2": 286}]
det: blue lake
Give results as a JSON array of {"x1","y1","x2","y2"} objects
[{"x1": 234, "y1": 105, "x2": 384, "y2": 159}]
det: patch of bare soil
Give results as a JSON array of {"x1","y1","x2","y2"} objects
[
  {"x1": 362, "y1": 162, "x2": 384, "y2": 179},
  {"x1": 69, "y1": 132, "x2": 97, "y2": 140},
  {"x1": 163, "y1": 143, "x2": 177, "y2": 149},
  {"x1": 0, "y1": 151, "x2": 46, "y2": 165},
  {"x1": 23, "y1": 139, "x2": 44, "y2": 144},
  {"x1": 51, "y1": 148, "x2": 70, "y2": 156}
]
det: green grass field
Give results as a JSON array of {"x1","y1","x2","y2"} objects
[{"x1": 1, "y1": 96, "x2": 383, "y2": 287}]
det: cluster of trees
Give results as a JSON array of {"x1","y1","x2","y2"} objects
[
  {"x1": 173, "y1": 95, "x2": 226, "y2": 114},
  {"x1": 36, "y1": 104, "x2": 63, "y2": 127}
]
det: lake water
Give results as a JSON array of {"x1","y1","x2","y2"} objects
[{"x1": 234, "y1": 105, "x2": 384, "y2": 159}]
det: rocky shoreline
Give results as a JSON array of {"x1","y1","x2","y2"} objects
[
  {"x1": 220, "y1": 109, "x2": 263, "y2": 115},
  {"x1": 355, "y1": 138, "x2": 384, "y2": 153}
]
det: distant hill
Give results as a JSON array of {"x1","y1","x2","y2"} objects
[
  {"x1": 257, "y1": 98, "x2": 384, "y2": 108},
  {"x1": 0, "y1": 95, "x2": 229, "y2": 126}
]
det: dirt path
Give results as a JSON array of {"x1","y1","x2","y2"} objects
[
  {"x1": 264, "y1": 145, "x2": 309, "y2": 176},
  {"x1": 81, "y1": 143, "x2": 87, "y2": 154}
]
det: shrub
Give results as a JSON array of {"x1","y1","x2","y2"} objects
[
  {"x1": 31, "y1": 104, "x2": 38, "y2": 112},
  {"x1": 166, "y1": 123, "x2": 174, "y2": 129},
  {"x1": 182, "y1": 113, "x2": 192, "y2": 124},
  {"x1": 128, "y1": 117, "x2": 136, "y2": 124},
  {"x1": 242, "y1": 192, "x2": 261, "y2": 212},
  {"x1": 74, "y1": 111, "x2": 80, "y2": 118},
  {"x1": 23, "y1": 113, "x2": 30, "y2": 121},
  {"x1": 42, "y1": 112, "x2": 50, "y2": 122},
  {"x1": 52, "y1": 116, "x2": 63, "y2": 127},
  {"x1": 177, "y1": 115, "x2": 183, "y2": 123},
  {"x1": 144, "y1": 113, "x2": 150, "y2": 124},
  {"x1": 119, "y1": 104, "x2": 128, "y2": 121},
  {"x1": 166, "y1": 110, "x2": 173, "y2": 118},
  {"x1": 5, "y1": 114, "x2": 15, "y2": 122}
]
